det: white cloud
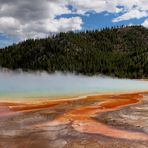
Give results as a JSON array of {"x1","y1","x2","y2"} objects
[
  {"x1": 0, "y1": 17, "x2": 21, "y2": 37},
  {"x1": 0, "y1": 0, "x2": 148, "y2": 40},
  {"x1": 19, "y1": 17, "x2": 83, "y2": 39},
  {"x1": 68, "y1": 0, "x2": 120, "y2": 14},
  {"x1": 0, "y1": 0, "x2": 82, "y2": 40},
  {"x1": 142, "y1": 19, "x2": 148, "y2": 28},
  {"x1": 113, "y1": 0, "x2": 148, "y2": 22},
  {"x1": 113, "y1": 9, "x2": 148, "y2": 22},
  {"x1": 69, "y1": 0, "x2": 148, "y2": 21}
]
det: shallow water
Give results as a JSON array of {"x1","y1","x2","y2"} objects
[{"x1": 0, "y1": 70, "x2": 147, "y2": 100}]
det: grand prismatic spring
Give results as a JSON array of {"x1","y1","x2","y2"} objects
[{"x1": 0, "y1": 70, "x2": 148, "y2": 148}]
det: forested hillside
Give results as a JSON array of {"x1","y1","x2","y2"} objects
[{"x1": 0, "y1": 26, "x2": 148, "y2": 78}]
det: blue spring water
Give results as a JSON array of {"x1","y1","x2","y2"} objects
[{"x1": 0, "y1": 70, "x2": 147, "y2": 100}]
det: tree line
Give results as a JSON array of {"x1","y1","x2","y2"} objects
[{"x1": 0, "y1": 25, "x2": 147, "y2": 79}]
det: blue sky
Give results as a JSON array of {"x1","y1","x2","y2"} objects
[
  {"x1": 0, "y1": 34, "x2": 16, "y2": 48},
  {"x1": 79, "y1": 13, "x2": 145, "y2": 30},
  {"x1": 58, "y1": 12, "x2": 146, "y2": 31},
  {"x1": 0, "y1": 0, "x2": 148, "y2": 48}
]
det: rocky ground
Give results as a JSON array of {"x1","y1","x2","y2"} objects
[{"x1": 97, "y1": 94, "x2": 148, "y2": 134}]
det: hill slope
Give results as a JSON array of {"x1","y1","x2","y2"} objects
[{"x1": 0, "y1": 26, "x2": 148, "y2": 78}]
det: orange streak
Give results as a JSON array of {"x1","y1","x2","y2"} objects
[
  {"x1": 33, "y1": 93, "x2": 148, "y2": 141},
  {"x1": 0, "y1": 101, "x2": 59, "y2": 117}
]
